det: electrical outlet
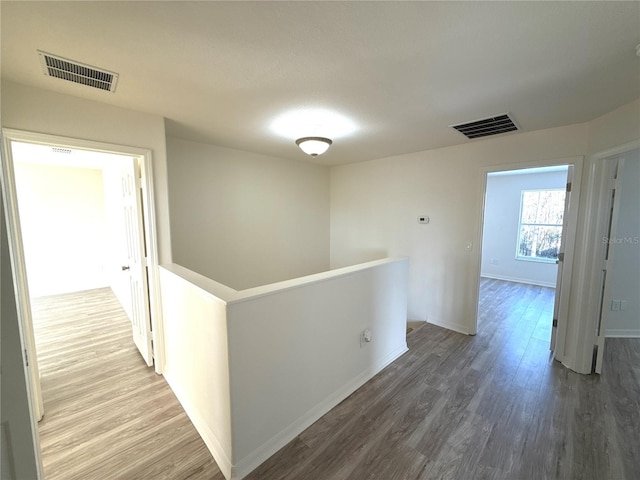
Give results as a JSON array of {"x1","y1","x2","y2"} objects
[{"x1": 611, "y1": 300, "x2": 621, "y2": 311}]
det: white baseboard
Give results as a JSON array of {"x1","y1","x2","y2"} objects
[
  {"x1": 480, "y1": 273, "x2": 556, "y2": 288},
  {"x1": 233, "y1": 342, "x2": 409, "y2": 480},
  {"x1": 427, "y1": 316, "x2": 470, "y2": 335},
  {"x1": 606, "y1": 329, "x2": 640, "y2": 338},
  {"x1": 164, "y1": 371, "x2": 234, "y2": 480}
]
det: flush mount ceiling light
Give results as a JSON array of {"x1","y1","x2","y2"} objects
[
  {"x1": 271, "y1": 108, "x2": 357, "y2": 140},
  {"x1": 295, "y1": 137, "x2": 333, "y2": 157}
]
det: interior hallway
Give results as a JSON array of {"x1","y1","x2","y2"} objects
[
  {"x1": 31, "y1": 281, "x2": 639, "y2": 479},
  {"x1": 31, "y1": 288, "x2": 223, "y2": 480}
]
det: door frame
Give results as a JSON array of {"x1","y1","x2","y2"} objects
[
  {"x1": 583, "y1": 140, "x2": 640, "y2": 373},
  {"x1": 0, "y1": 129, "x2": 166, "y2": 413},
  {"x1": 471, "y1": 156, "x2": 583, "y2": 364},
  {"x1": 594, "y1": 156, "x2": 623, "y2": 373}
]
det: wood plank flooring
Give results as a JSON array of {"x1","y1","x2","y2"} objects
[
  {"x1": 32, "y1": 280, "x2": 640, "y2": 480},
  {"x1": 31, "y1": 288, "x2": 224, "y2": 480},
  {"x1": 245, "y1": 278, "x2": 640, "y2": 480}
]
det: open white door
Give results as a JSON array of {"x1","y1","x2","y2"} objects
[
  {"x1": 550, "y1": 166, "x2": 573, "y2": 351},
  {"x1": 594, "y1": 158, "x2": 623, "y2": 374},
  {"x1": 119, "y1": 157, "x2": 153, "y2": 366}
]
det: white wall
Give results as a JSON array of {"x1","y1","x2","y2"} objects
[
  {"x1": 159, "y1": 258, "x2": 408, "y2": 480},
  {"x1": 606, "y1": 148, "x2": 640, "y2": 337},
  {"x1": 166, "y1": 137, "x2": 330, "y2": 290},
  {"x1": 160, "y1": 265, "x2": 233, "y2": 479},
  {"x1": 330, "y1": 123, "x2": 588, "y2": 333},
  {"x1": 588, "y1": 99, "x2": 640, "y2": 155},
  {"x1": 481, "y1": 169, "x2": 568, "y2": 287},
  {"x1": 330, "y1": 98, "x2": 640, "y2": 373},
  {"x1": 13, "y1": 162, "x2": 108, "y2": 297},
  {"x1": 1, "y1": 80, "x2": 172, "y2": 264},
  {"x1": 227, "y1": 258, "x2": 408, "y2": 478}
]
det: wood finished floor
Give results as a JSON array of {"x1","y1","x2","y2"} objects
[
  {"x1": 246, "y1": 278, "x2": 640, "y2": 480},
  {"x1": 32, "y1": 280, "x2": 639, "y2": 480},
  {"x1": 32, "y1": 288, "x2": 224, "y2": 480}
]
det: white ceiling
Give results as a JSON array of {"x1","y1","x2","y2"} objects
[{"x1": 2, "y1": 1, "x2": 639, "y2": 166}]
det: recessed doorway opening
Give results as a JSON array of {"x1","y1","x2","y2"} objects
[{"x1": 475, "y1": 162, "x2": 579, "y2": 362}]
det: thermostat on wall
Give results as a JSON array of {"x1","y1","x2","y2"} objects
[{"x1": 417, "y1": 216, "x2": 430, "y2": 224}]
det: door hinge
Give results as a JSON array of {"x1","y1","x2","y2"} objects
[
  {"x1": 557, "y1": 252, "x2": 564, "y2": 262},
  {"x1": 614, "y1": 177, "x2": 622, "y2": 190},
  {"x1": 553, "y1": 318, "x2": 558, "y2": 328},
  {"x1": 24, "y1": 349, "x2": 29, "y2": 367},
  {"x1": 566, "y1": 182, "x2": 572, "y2": 192}
]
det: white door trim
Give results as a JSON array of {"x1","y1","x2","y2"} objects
[
  {"x1": 572, "y1": 139, "x2": 640, "y2": 373},
  {"x1": 471, "y1": 156, "x2": 583, "y2": 366},
  {"x1": 1, "y1": 132, "x2": 45, "y2": 420},
  {"x1": 550, "y1": 165, "x2": 574, "y2": 352},
  {"x1": 1, "y1": 129, "x2": 166, "y2": 371},
  {"x1": 594, "y1": 156, "x2": 623, "y2": 373},
  {"x1": 0, "y1": 133, "x2": 45, "y2": 480}
]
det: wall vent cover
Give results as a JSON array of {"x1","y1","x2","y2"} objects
[
  {"x1": 51, "y1": 147, "x2": 72, "y2": 154},
  {"x1": 38, "y1": 51, "x2": 119, "y2": 92},
  {"x1": 451, "y1": 113, "x2": 518, "y2": 139}
]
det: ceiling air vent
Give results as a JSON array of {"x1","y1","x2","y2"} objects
[
  {"x1": 451, "y1": 113, "x2": 518, "y2": 139},
  {"x1": 38, "y1": 51, "x2": 119, "y2": 92}
]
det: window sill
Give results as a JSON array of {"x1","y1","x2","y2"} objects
[{"x1": 515, "y1": 256, "x2": 557, "y2": 264}]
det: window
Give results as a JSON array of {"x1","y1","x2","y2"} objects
[{"x1": 517, "y1": 189, "x2": 566, "y2": 262}]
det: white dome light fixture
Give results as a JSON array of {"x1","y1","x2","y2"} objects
[{"x1": 295, "y1": 136, "x2": 333, "y2": 157}]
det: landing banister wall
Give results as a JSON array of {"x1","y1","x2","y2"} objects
[
  {"x1": 159, "y1": 264, "x2": 235, "y2": 477},
  {"x1": 159, "y1": 257, "x2": 409, "y2": 480}
]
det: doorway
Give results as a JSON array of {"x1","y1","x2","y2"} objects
[
  {"x1": 474, "y1": 159, "x2": 582, "y2": 363},
  {"x1": 594, "y1": 148, "x2": 640, "y2": 373},
  {"x1": 1, "y1": 129, "x2": 164, "y2": 425}
]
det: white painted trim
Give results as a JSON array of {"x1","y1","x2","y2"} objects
[
  {"x1": 605, "y1": 329, "x2": 640, "y2": 338},
  {"x1": 480, "y1": 274, "x2": 556, "y2": 288},
  {"x1": 138, "y1": 150, "x2": 165, "y2": 374},
  {"x1": 428, "y1": 317, "x2": 470, "y2": 335},
  {"x1": 1, "y1": 128, "x2": 165, "y2": 373},
  {"x1": 594, "y1": 158, "x2": 623, "y2": 373},
  {"x1": 561, "y1": 158, "x2": 602, "y2": 372},
  {"x1": 161, "y1": 258, "x2": 407, "y2": 305},
  {"x1": 230, "y1": 257, "x2": 408, "y2": 304},
  {"x1": 482, "y1": 157, "x2": 581, "y2": 173},
  {"x1": 550, "y1": 160, "x2": 583, "y2": 364},
  {"x1": 0, "y1": 132, "x2": 43, "y2": 417},
  {"x1": 471, "y1": 156, "x2": 583, "y2": 354},
  {"x1": 567, "y1": 140, "x2": 639, "y2": 373},
  {"x1": 233, "y1": 344, "x2": 408, "y2": 480},
  {"x1": 0, "y1": 132, "x2": 45, "y2": 479},
  {"x1": 163, "y1": 371, "x2": 234, "y2": 480},
  {"x1": 588, "y1": 141, "x2": 640, "y2": 373},
  {"x1": 591, "y1": 140, "x2": 640, "y2": 160}
]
